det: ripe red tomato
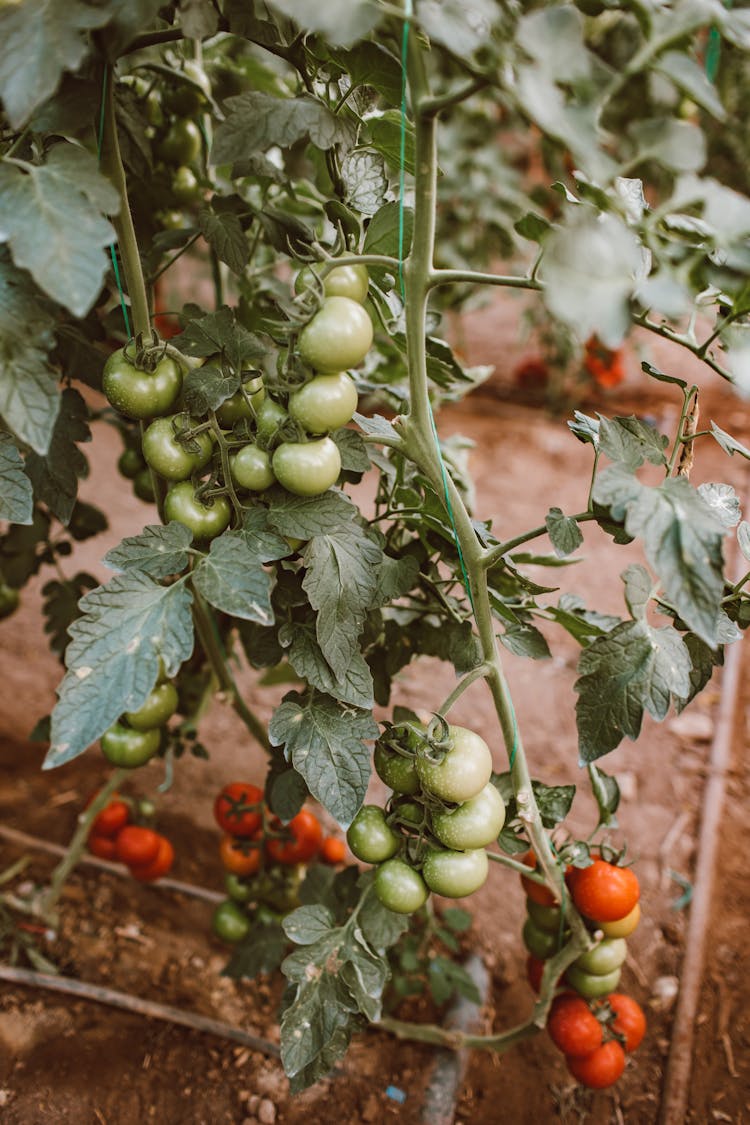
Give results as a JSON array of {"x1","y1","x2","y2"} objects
[
  {"x1": 526, "y1": 954, "x2": 545, "y2": 993},
  {"x1": 583, "y1": 337, "x2": 626, "y2": 389},
  {"x1": 547, "y1": 994, "x2": 603, "y2": 1057},
  {"x1": 266, "y1": 809, "x2": 323, "y2": 865},
  {"x1": 566, "y1": 1040, "x2": 626, "y2": 1089},
  {"x1": 88, "y1": 834, "x2": 118, "y2": 860},
  {"x1": 130, "y1": 835, "x2": 175, "y2": 882},
  {"x1": 519, "y1": 850, "x2": 557, "y2": 907},
  {"x1": 607, "y1": 993, "x2": 646, "y2": 1052},
  {"x1": 219, "y1": 832, "x2": 263, "y2": 876},
  {"x1": 513, "y1": 358, "x2": 549, "y2": 389},
  {"x1": 115, "y1": 826, "x2": 162, "y2": 868},
  {"x1": 568, "y1": 859, "x2": 640, "y2": 923},
  {"x1": 90, "y1": 797, "x2": 130, "y2": 838},
  {"x1": 213, "y1": 782, "x2": 264, "y2": 838},
  {"x1": 320, "y1": 836, "x2": 347, "y2": 865}
]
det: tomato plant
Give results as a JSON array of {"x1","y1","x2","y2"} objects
[
  {"x1": 115, "y1": 826, "x2": 161, "y2": 868},
  {"x1": 103, "y1": 349, "x2": 182, "y2": 420},
  {"x1": 415, "y1": 725, "x2": 492, "y2": 804},
  {"x1": 219, "y1": 833, "x2": 263, "y2": 877},
  {"x1": 566, "y1": 1041, "x2": 626, "y2": 1089},
  {"x1": 266, "y1": 809, "x2": 323, "y2": 865},
  {"x1": 346, "y1": 805, "x2": 399, "y2": 864},
  {"x1": 288, "y1": 373, "x2": 359, "y2": 435},
  {"x1": 569, "y1": 860, "x2": 640, "y2": 923},
  {"x1": 606, "y1": 993, "x2": 647, "y2": 1052},
  {"x1": 431, "y1": 782, "x2": 505, "y2": 850},
  {"x1": 124, "y1": 682, "x2": 178, "y2": 731},
  {"x1": 421, "y1": 847, "x2": 489, "y2": 899},
  {"x1": 298, "y1": 297, "x2": 374, "y2": 373},
  {"x1": 100, "y1": 723, "x2": 160, "y2": 769},
  {"x1": 163, "y1": 483, "x2": 231, "y2": 540},
  {"x1": 547, "y1": 994, "x2": 603, "y2": 1057},
  {"x1": 142, "y1": 416, "x2": 214, "y2": 482},
  {"x1": 271, "y1": 438, "x2": 342, "y2": 497},
  {"x1": 374, "y1": 859, "x2": 429, "y2": 915}
]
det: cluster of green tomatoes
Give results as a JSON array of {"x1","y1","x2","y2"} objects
[
  {"x1": 100, "y1": 662, "x2": 179, "y2": 769},
  {"x1": 108, "y1": 263, "x2": 374, "y2": 540},
  {"x1": 347, "y1": 719, "x2": 506, "y2": 913}
]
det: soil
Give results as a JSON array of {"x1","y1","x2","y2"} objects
[{"x1": 2, "y1": 290, "x2": 750, "y2": 1124}]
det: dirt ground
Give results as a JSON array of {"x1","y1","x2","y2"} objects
[{"x1": 2, "y1": 292, "x2": 750, "y2": 1123}]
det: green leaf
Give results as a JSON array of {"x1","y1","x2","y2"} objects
[
  {"x1": 182, "y1": 362, "x2": 239, "y2": 417},
  {"x1": 0, "y1": 251, "x2": 60, "y2": 454},
  {"x1": 588, "y1": 764, "x2": 620, "y2": 829},
  {"x1": 567, "y1": 411, "x2": 600, "y2": 447},
  {"x1": 533, "y1": 781, "x2": 576, "y2": 828},
  {"x1": 41, "y1": 572, "x2": 98, "y2": 658},
  {"x1": 655, "y1": 51, "x2": 726, "y2": 120},
  {"x1": 281, "y1": 975, "x2": 354, "y2": 1091},
  {"x1": 0, "y1": 0, "x2": 110, "y2": 128},
  {"x1": 330, "y1": 428, "x2": 371, "y2": 474},
  {"x1": 104, "y1": 522, "x2": 193, "y2": 579},
  {"x1": 24, "y1": 388, "x2": 90, "y2": 524},
  {"x1": 363, "y1": 201, "x2": 413, "y2": 260},
  {"x1": 269, "y1": 691, "x2": 377, "y2": 826},
  {"x1": 710, "y1": 421, "x2": 750, "y2": 460},
  {"x1": 281, "y1": 621, "x2": 374, "y2": 709},
  {"x1": 598, "y1": 415, "x2": 668, "y2": 469},
  {"x1": 340, "y1": 150, "x2": 388, "y2": 218},
  {"x1": 192, "y1": 532, "x2": 275, "y2": 625},
  {"x1": 641, "y1": 361, "x2": 688, "y2": 390},
  {"x1": 178, "y1": 307, "x2": 266, "y2": 369},
  {"x1": 697, "y1": 482, "x2": 741, "y2": 529},
  {"x1": 268, "y1": 0, "x2": 381, "y2": 46},
  {"x1": 629, "y1": 117, "x2": 706, "y2": 174},
  {"x1": 575, "y1": 619, "x2": 692, "y2": 763},
  {"x1": 418, "y1": 0, "x2": 498, "y2": 57},
  {"x1": 675, "y1": 631, "x2": 723, "y2": 714},
  {"x1": 0, "y1": 432, "x2": 33, "y2": 524},
  {"x1": 283, "y1": 904, "x2": 336, "y2": 945},
  {"x1": 441, "y1": 907, "x2": 472, "y2": 934},
  {"x1": 353, "y1": 412, "x2": 399, "y2": 443},
  {"x1": 738, "y1": 521, "x2": 750, "y2": 562},
  {"x1": 622, "y1": 563, "x2": 652, "y2": 621},
  {"x1": 178, "y1": 0, "x2": 219, "y2": 39},
  {"x1": 357, "y1": 892, "x2": 408, "y2": 952},
  {"x1": 545, "y1": 507, "x2": 583, "y2": 557},
  {"x1": 514, "y1": 212, "x2": 551, "y2": 243},
  {"x1": 517, "y1": 5, "x2": 590, "y2": 83},
  {"x1": 223, "y1": 920, "x2": 287, "y2": 979},
  {"x1": 302, "y1": 523, "x2": 381, "y2": 679},
  {"x1": 266, "y1": 488, "x2": 357, "y2": 539},
  {"x1": 367, "y1": 111, "x2": 416, "y2": 176},
  {"x1": 549, "y1": 593, "x2": 621, "y2": 645},
  {"x1": 0, "y1": 146, "x2": 117, "y2": 317},
  {"x1": 212, "y1": 91, "x2": 355, "y2": 164},
  {"x1": 197, "y1": 206, "x2": 249, "y2": 274},
  {"x1": 499, "y1": 622, "x2": 551, "y2": 660},
  {"x1": 372, "y1": 554, "x2": 419, "y2": 606},
  {"x1": 46, "y1": 572, "x2": 194, "y2": 768},
  {"x1": 334, "y1": 41, "x2": 402, "y2": 105}
]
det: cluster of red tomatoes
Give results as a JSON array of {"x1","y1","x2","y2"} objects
[
  {"x1": 583, "y1": 336, "x2": 626, "y2": 389},
  {"x1": 522, "y1": 853, "x2": 645, "y2": 1088},
  {"x1": 211, "y1": 781, "x2": 346, "y2": 943},
  {"x1": 107, "y1": 263, "x2": 374, "y2": 538},
  {"x1": 87, "y1": 794, "x2": 174, "y2": 882},
  {"x1": 347, "y1": 723, "x2": 505, "y2": 914},
  {"x1": 99, "y1": 662, "x2": 178, "y2": 770}
]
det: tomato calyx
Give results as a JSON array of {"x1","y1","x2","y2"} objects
[{"x1": 121, "y1": 331, "x2": 171, "y2": 375}]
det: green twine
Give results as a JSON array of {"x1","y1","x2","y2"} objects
[
  {"x1": 396, "y1": 9, "x2": 519, "y2": 768},
  {"x1": 98, "y1": 65, "x2": 132, "y2": 340},
  {"x1": 705, "y1": 26, "x2": 722, "y2": 82}
]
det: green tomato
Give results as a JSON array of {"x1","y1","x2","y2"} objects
[
  {"x1": 296, "y1": 263, "x2": 369, "y2": 304},
  {"x1": 159, "y1": 118, "x2": 202, "y2": 165},
  {"x1": 142, "y1": 415, "x2": 214, "y2": 481},
  {"x1": 422, "y1": 847, "x2": 488, "y2": 898},
  {"x1": 212, "y1": 899, "x2": 250, "y2": 943},
  {"x1": 573, "y1": 937, "x2": 627, "y2": 976},
  {"x1": 288, "y1": 373, "x2": 358, "y2": 435},
  {"x1": 0, "y1": 583, "x2": 20, "y2": 620},
  {"x1": 272, "y1": 438, "x2": 341, "y2": 497},
  {"x1": 255, "y1": 398, "x2": 287, "y2": 440},
  {"x1": 159, "y1": 209, "x2": 186, "y2": 231},
  {"x1": 374, "y1": 858, "x2": 429, "y2": 914},
  {"x1": 431, "y1": 782, "x2": 505, "y2": 851},
  {"x1": 526, "y1": 897, "x2": 564, "y2": 934},
  {"x1": 171, "y1": 165, "x2": 202, "y2": 205},
  {"x1": 103, "y1": 348, "x2": 183, "y2": 420},
  {"x1": 215, "y1": 377, "x2": 265, "y2": 426},
  {"x1": 164, "y1": 482, "x2": 231, "y2": 541},
  {"x1": 416, "y1": 725, "x2": 493, "y2": 804},
  {"x1": 565, "y1": 964, "x2": 622, "y2": 999},
  {"x1": 145, "y1": 89, "x2": 165, "y2": 128},
  {"x1": 165, "y1": 62, "x2": 212, "y2": 115},
  {"x1": 118, "y1": 447, "x2": 145, "y2": 480},
  {"x1": 224, "y1": 872, "x2": 255, "y2": 904},
  {"x1": 229, "y1": 444, "x2": 275, "y2": 492},
  {"x1": 133, "y1": 468, "x2": 156, "y2": 503},
  {"x1": 101, "y1": 722, "x2": 160, "y2": 769},
  {"x1": 346, "y1": 806, "x2": 400, "y2": 864},
  {"x1": 522, "y1": 916, "x2": 562, "y2": 960},
  {"x1": 124, "y1": 682, "x2": 179, "y2": 731},
  {"x1": 373, "y1": 743, "x2": 420, "y2": 795},
  {"x1": 298, "y1": 296, "x2": 373, "y2": 374}
]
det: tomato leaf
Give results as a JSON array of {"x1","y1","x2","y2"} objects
[
  {"x1": 266, "y1": 487, "x2": 357, "y2": 539},
  {"x1": 45, "y1": 572, "x2": 194, "y2": 768},
  {"x1": 363, "y1": 201, "x2": 414, "y2": 260},
  {"x1": 197, "y1": 205, "x2": 250, "y2": 274},
  {"x1": 499, "y1": 622, "x2": 551, "y2": 660},
  {"x1": 0, "y1": 432, "x2": 33, "y2": 525},
  {"x1": 575, "y1": 619, "x2": 692, "y2": 763},
  {"x1": 697, "y1": 482, "x2": 741, "y2": 529},
  {"x1": 24, "y1": 389, "x2": 90, "y2": 524},
  {"x1": 710, "y1": 420, "x2": 750, "y2": 460},
  {"x1": 212, "y1": 91, "x2": 355, "y2": 165},
  {"x1": 269, "y1": 691, "x2": 377, "y2": 826},
  {"x1": 598, "y1": 416, "x2": 669, "y2": 469},
  {"x1": 41, "y1": 572, "x2": 98, "y2": 658},
  {"x1": 280, "y1": 621, "x2": 374, "y2": 709},
  {"x1": 419, "y1": 0, "x2": 498, "y2": 57},
  {"x1": 332, "y1": 41, "x2": 402, "y2": 105},
  {"x1": 222, "y1": 919, "x2": 287, "y2": 979},
  {"x1": 177, "y1": 307, "x2": 266, "y2": 368},
  {"x1": 545, "y1": 507, "x2": 583, "y2": 558},
  {"x1": 674, "y1": 632, "x2": 724, "y2": 714},
  {"x1": 367, "y1": 111, "x2": 416, "y2": 176},
  {"x1": 548, "y1": 594, "x2": 621, "y2": 645},
  {"x1": 588, "y1": 764, "x2": 620, "y2": 829},
  {"x1": 104, "y1": 522, "x2": 194, "y2": 579},
  {"x1": 340, "y1": 150, "x2": 389, "y2": 218},
  {"x1": 267, "y1": 0, "x2": 381, "y2": 47},
  {"x1": 622, "y1": 563, "x2": 652, "y2": 621},
  {"x1": 192, "y1": 531, "x2": 275, "y2": 625},
  {"x1": 282, "y1": 904, "x2": 336, "y2": 946}
]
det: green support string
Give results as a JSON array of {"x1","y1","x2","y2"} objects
[
  {"x1": 98, "y1": 65, "x2": 132, "y2": 340},
  {"x1": 397, "y1": 9, "x2": 519, "y2": 768}
]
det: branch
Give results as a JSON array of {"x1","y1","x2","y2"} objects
[
  {"x1": 421, "y1": 77, "x2": 488, "y2": 118},
  {"x1": 428, "y1": 269, "x2": 541, "y2": 293},
  {"x1": 482, "y1": 512, "x2": 596, "y2": 570},
  {"x1": 634, "y1": 313, "x2": 734, "y2": 384}
]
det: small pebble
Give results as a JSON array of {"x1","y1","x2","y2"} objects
[{"x1": 258, "y1": 1098, "x2": 276, "y2": 1125}]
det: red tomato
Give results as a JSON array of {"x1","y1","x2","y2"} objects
[
  {"x1": 88, "y1": 834, "x2": 118, "y2": 860},
  {"x1": 219, "y1": 832, "x2": 263, "y2": 876},
  {"x1": 569, "y1": 859, "x2": 640, "y2": 923},
  {"x1": 547, "y1": 994, "x2": 603, "y2": 1057},
  {"x1": 526, "y1": 954, "x2": 545, "y2": 993},
  {"x1": 519, "y1": 850, "x2": 557, "y2": 907},
  {"x1": 266, "y1": 809, "x2": 323, "y2": 865},
  {"x1": 607, "y1": 993, "x2": 646, "y2": 1052},
  {"x1": 513, "y1": 358, "x2": 549, "y2": 389},
  {"x1": 583, "y1": 337, "x2": 626, "y2": 389},
  {"x1": 130, "y1": 835, "x2": 175, "y2": 882},
  {"x1": 320, "y1": 836, "x2": 347, "y2": 865},
  {"x1": 91, "y1": 798, "x2": 131, "y2": 838},
  {"x1": 115, "y1": 826, "x2": 161, "y2": 868},
  {"x1": 566, "y1": 1040, "x2": 626, "y2": 1089},
  {"x1": 214, "y1": 782, "x2": 264, "y2": 838}
]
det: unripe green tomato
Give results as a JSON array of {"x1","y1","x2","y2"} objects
[
  {"x1": 103, "y1": 348, "x2": 182, "y2": 420},
  {"x1": 224, "y1": 872, "x2": 255, "y2": 904},
  {"x1": 573, "y1": 937, "x2": 627, "y2": 976},
  {"x1": 101, "y1": 722, "x2": 160, "y2": 769},
  {"x1": 422, "y1": 847, "x2": 488, "y2": 898},
  {"x1": 288, "y1": 373, "x2": 358, "y2": 434},
  {"x1": 172, "y1": 165, "x2": 202, "y2": 205},
  {"x1": 565, "y1": 964, "x2": 622, "y2": 999},
  {"x1": 526, "y1": 896, "x2": 564, "y2": 934},
  {"x1": 298, "y1": 296, "x2": 374, "y2": 374},
  {"x1": 295, "y1": 263, "x2": 369, "y2": 305},
  {"x1": 0, "y1": 583, "x2": 20, "y2": 620},
  {"x1": 255, "y1": 398, "x2": 287, "y2": 440},
  {"x1": 160, "y1": 118, "x2": 202, "y2": 165},
  {"x1": 159, "y1": 209, "x2": 186, "y2": 231},
  {"x1": 215, "y1": 377, "x2": 265, "y2": 425},
  {"x1": 416, "y1": 726, "x2": 493, "y2": 804},
  {"x1": 373, "y1": 743, "x2": 420, "y2": 795},
  {"x1": 145, "y1": 90, "x2": 165, "y2": 127},
  {"x1": 374, "y1": 858, "x2": 429, "y2": 914},
  {"x1": 124, "y1": 682, "x2": 179, "y2": 731},
  {"x1": 229, "y1": 444, "x2": 275, "y2": 491},
  {"x1": 431, "y1": 782, "x2": 505, "y2": 850},
  {"x1": 133, "y1": 468, "x2": 156, "y2": 503},
  {"x1": 164, "y1": 483, "x2": 231, "y2": 541},
  {"x1": 142, "y1": 415, "x2": 214, "y2": 481},
  {"x1": 522, "y1": 915, "x2": 562, "y2": 960},
  {"x1": 118, "y1": 447, "x2": 145, "y2": 480},
  {"x1": 272, "y1": 437, "x2": 341, "y2": 497},
  {"x1": 212, "y1": 899, "x2": 251, "y2": 943},
  {"x1": 166, "y1": 60, "x2": 212, "y2": 115},
  {"x1": 346, "y1": 806, "x2": 400, "y2": 864}
]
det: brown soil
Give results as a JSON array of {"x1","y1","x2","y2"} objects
[{"x1": 2, "y1": 294, "x2": 750, "y2": 1123}]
